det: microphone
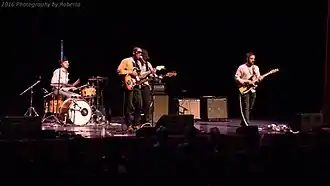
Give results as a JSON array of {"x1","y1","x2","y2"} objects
[{"x1": 139, "y1": 56, "x2": 145, "y2": 62}]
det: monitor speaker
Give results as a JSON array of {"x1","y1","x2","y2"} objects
[
  {"x1": 0, "y1": 116, "x2": 42, "y2": 139},
  {"x1": 290, "y1": 113, "x2": 323, "y2": 132},
  {"x1": 155, "y1": 114, "x2": 195, "y2": 134}
]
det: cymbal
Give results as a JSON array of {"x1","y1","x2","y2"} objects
[{"x1": 88, "y1": 76, "x2": 108, "y2": 81}]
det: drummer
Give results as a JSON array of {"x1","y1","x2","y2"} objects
[{"x1": 50, "y1": 57, "x2": 81, "y2": 99}]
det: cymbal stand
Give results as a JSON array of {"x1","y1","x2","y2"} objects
[
  {"x1": 20, "y1": 79, "x2": 41, "y2": 117},
  {"x1": 90, "y1": 79, "x2": 107, "y2": 125}
]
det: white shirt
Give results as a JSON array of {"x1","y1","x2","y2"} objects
[
  {"x1": 235, "y1": 64, "x2": 260, "y2": 92},
  {"x1": 137, "y1": 61, "x2": 154, "y2": 86},
  {"x1": 51, "y1": 67, "x2": 69, "y2": 86}
]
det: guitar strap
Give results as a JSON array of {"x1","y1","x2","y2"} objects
[
  {"x1": 145, "y1": 61, "x2": 149, "y2": 71},
  {"x1": 132, "y1": 59, "x2": 138, "y2": 69}
]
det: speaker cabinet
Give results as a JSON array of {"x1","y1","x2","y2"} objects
[
  {"x1": 201, "y1": 97, "x2": 228, "y2": 121},
  {"x1": 155, "y1": 114, "x2": 195, "y2": 134},
  {"x1": 178, "y1": 99, "x2": 200, "y2": 119},
  {"x1": 0, "y1": 116, "x2": 42, "y2": 139},
  {"x1": 291, "y1": 113, "x2": 323, "y2": 132},
  {"x1": 153, "y1": 95, "x2": 169, "y2": 123}
]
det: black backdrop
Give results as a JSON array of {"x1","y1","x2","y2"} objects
[{"x1": 0, "y1": 2, "x2": 327, "y2": 121}]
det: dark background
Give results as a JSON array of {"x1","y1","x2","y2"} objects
[{"x1": 0, "y1": 2, "x2": 327, "y2": 122}]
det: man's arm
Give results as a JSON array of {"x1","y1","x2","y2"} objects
[
  {"x1": 117, "y1": 59, "x2": 129, "y2": 75},
  {"x1": 147, "y1": 62, "x2": 159, "y2": 78},
  {"x1": 67, "y1": 79, "x2": 80, "y2": 87},
  {"x1": 234, "y1": 67, "x2": 246, "y2": 85}
]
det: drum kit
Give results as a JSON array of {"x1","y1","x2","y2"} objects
[{"x1": 42, "y1": 76, "x2": 108, "y2": 126}]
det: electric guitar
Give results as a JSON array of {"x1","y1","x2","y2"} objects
[
  {"x1": 123, "y1": 66, "x2": 166, "y2": 90},
  {"x1": 238, "y1": 68, "x2": 279, "y2": 95}
]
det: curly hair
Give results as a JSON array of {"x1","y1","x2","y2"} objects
[{"x1": 142, "y1": 49, "x2": 150, "y2": 61}]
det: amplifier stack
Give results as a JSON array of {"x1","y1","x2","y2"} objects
[{"x1": 177, "y1": 96, "x2": 228, "y2": 121}]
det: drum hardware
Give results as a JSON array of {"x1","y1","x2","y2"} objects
[
  {"x1": 90, "y1": 106, "x2": 106, "y2": 124},
  {"x1": 43, "y1": 92, "x2": 53, "y2": 98},
  {"x1": 42, "y1": 40, "x2": 64, "y2": 125},
  {"x1": 87, "y1": 76, "x2": 108, "y2": 125},
  {"x1": 20, "y1": 77, "x2": 41, "y2": 117}
]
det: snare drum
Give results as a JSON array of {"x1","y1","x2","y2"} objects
[
  {"x1": 60, "y1": 98, "x2": 92, "y2": 126},
  {"x1": 81, "y1": 87, "x2": 96, "y2": 97}
]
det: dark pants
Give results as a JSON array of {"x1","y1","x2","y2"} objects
[
  {"x1": 239, "y1": 92, "x2": 256, "y2": 126},
  {"x1": 124, "y1": 87, "x2": 142, "y2": 126},
  {"x1": 141, "y1": 85, "x2": 152, "y2": 123}
]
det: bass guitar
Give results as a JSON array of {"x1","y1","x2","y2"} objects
[
  {"x1": 238, "y1": 68, "x2": 279, "y2": 95},
  {"x1": 123, "y1": 66, "x2": 165, "y2": 90},
  {"x1": 134, "y1": 71, "x2": 177, "y2": 87}
]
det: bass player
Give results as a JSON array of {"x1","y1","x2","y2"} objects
[
  {"x1": 138, "y1": 48, "x2": 157, "y2": 124},
  {"x1": 235, "y1": 52, "x2": 263, "y2": 126},
  {"x1": 117, "y1": 47, "x2": 144, "y2": 131}
]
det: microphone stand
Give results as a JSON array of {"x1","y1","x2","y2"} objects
[
  {"x1": 41, "y1": 40, "x2": 64, "y2": 125},
  {"x1": 178, "y1": 105, "x2": 188, "y2": 115},
  {"x1": 20, "y1": 79, "x2": 41, "y2": 117},
  {"x1": 72, "y1": 101, "x2": 82, "y2": 125},
  {"x1": 150, "y1": 73, "x2": 156, "y2": 127},
  {"x1": 57, "y1": 40, "x2": 63, "y2": 121}
]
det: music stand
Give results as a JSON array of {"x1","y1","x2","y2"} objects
[{"x1": 20, "y1": 79, "x2": 41, "y2": 117}]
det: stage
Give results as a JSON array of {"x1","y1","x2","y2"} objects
[
  {"x1": 2, "y1": 116, "x2": 329, "y2": 182},
  {"x1": 41, "y1": 117, "x2": 290, "y2": 138}
]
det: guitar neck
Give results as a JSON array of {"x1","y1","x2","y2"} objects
[
  {"x1": 138, "y1": 71, "x2": 152, "y2": 79},
  {"x1": 261, "y1": 71, "x2": 273, "y2": 79}
]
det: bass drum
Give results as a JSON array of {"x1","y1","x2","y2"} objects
[{"x1": 60, "y1": 98, "x2": 92, "y2": 126}]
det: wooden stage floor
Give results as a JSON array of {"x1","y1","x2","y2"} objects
[{"x1": 42, "y1": 117, "x2": 289, "y2": 138}]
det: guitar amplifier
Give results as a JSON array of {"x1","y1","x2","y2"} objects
[
  {"x1": 178, "y1": 98, "x2": 200, "y2": 119},
  {"x1": 153, "y1": 84, "x2": 165, "y2": 95},
  {"x1": 200, "y1": 97, "x2": 228, "y2": 121},
  {"x1": 153, "y1": 95, "x2": 169, "y2": 123}
]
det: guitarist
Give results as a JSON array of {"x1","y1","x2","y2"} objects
[
  {"x1": 235, "y1": 52, "x2": 263, "y2": 126},
  {"x1": 117, "y1": 47, "x2": 143, "y2": 131}
]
